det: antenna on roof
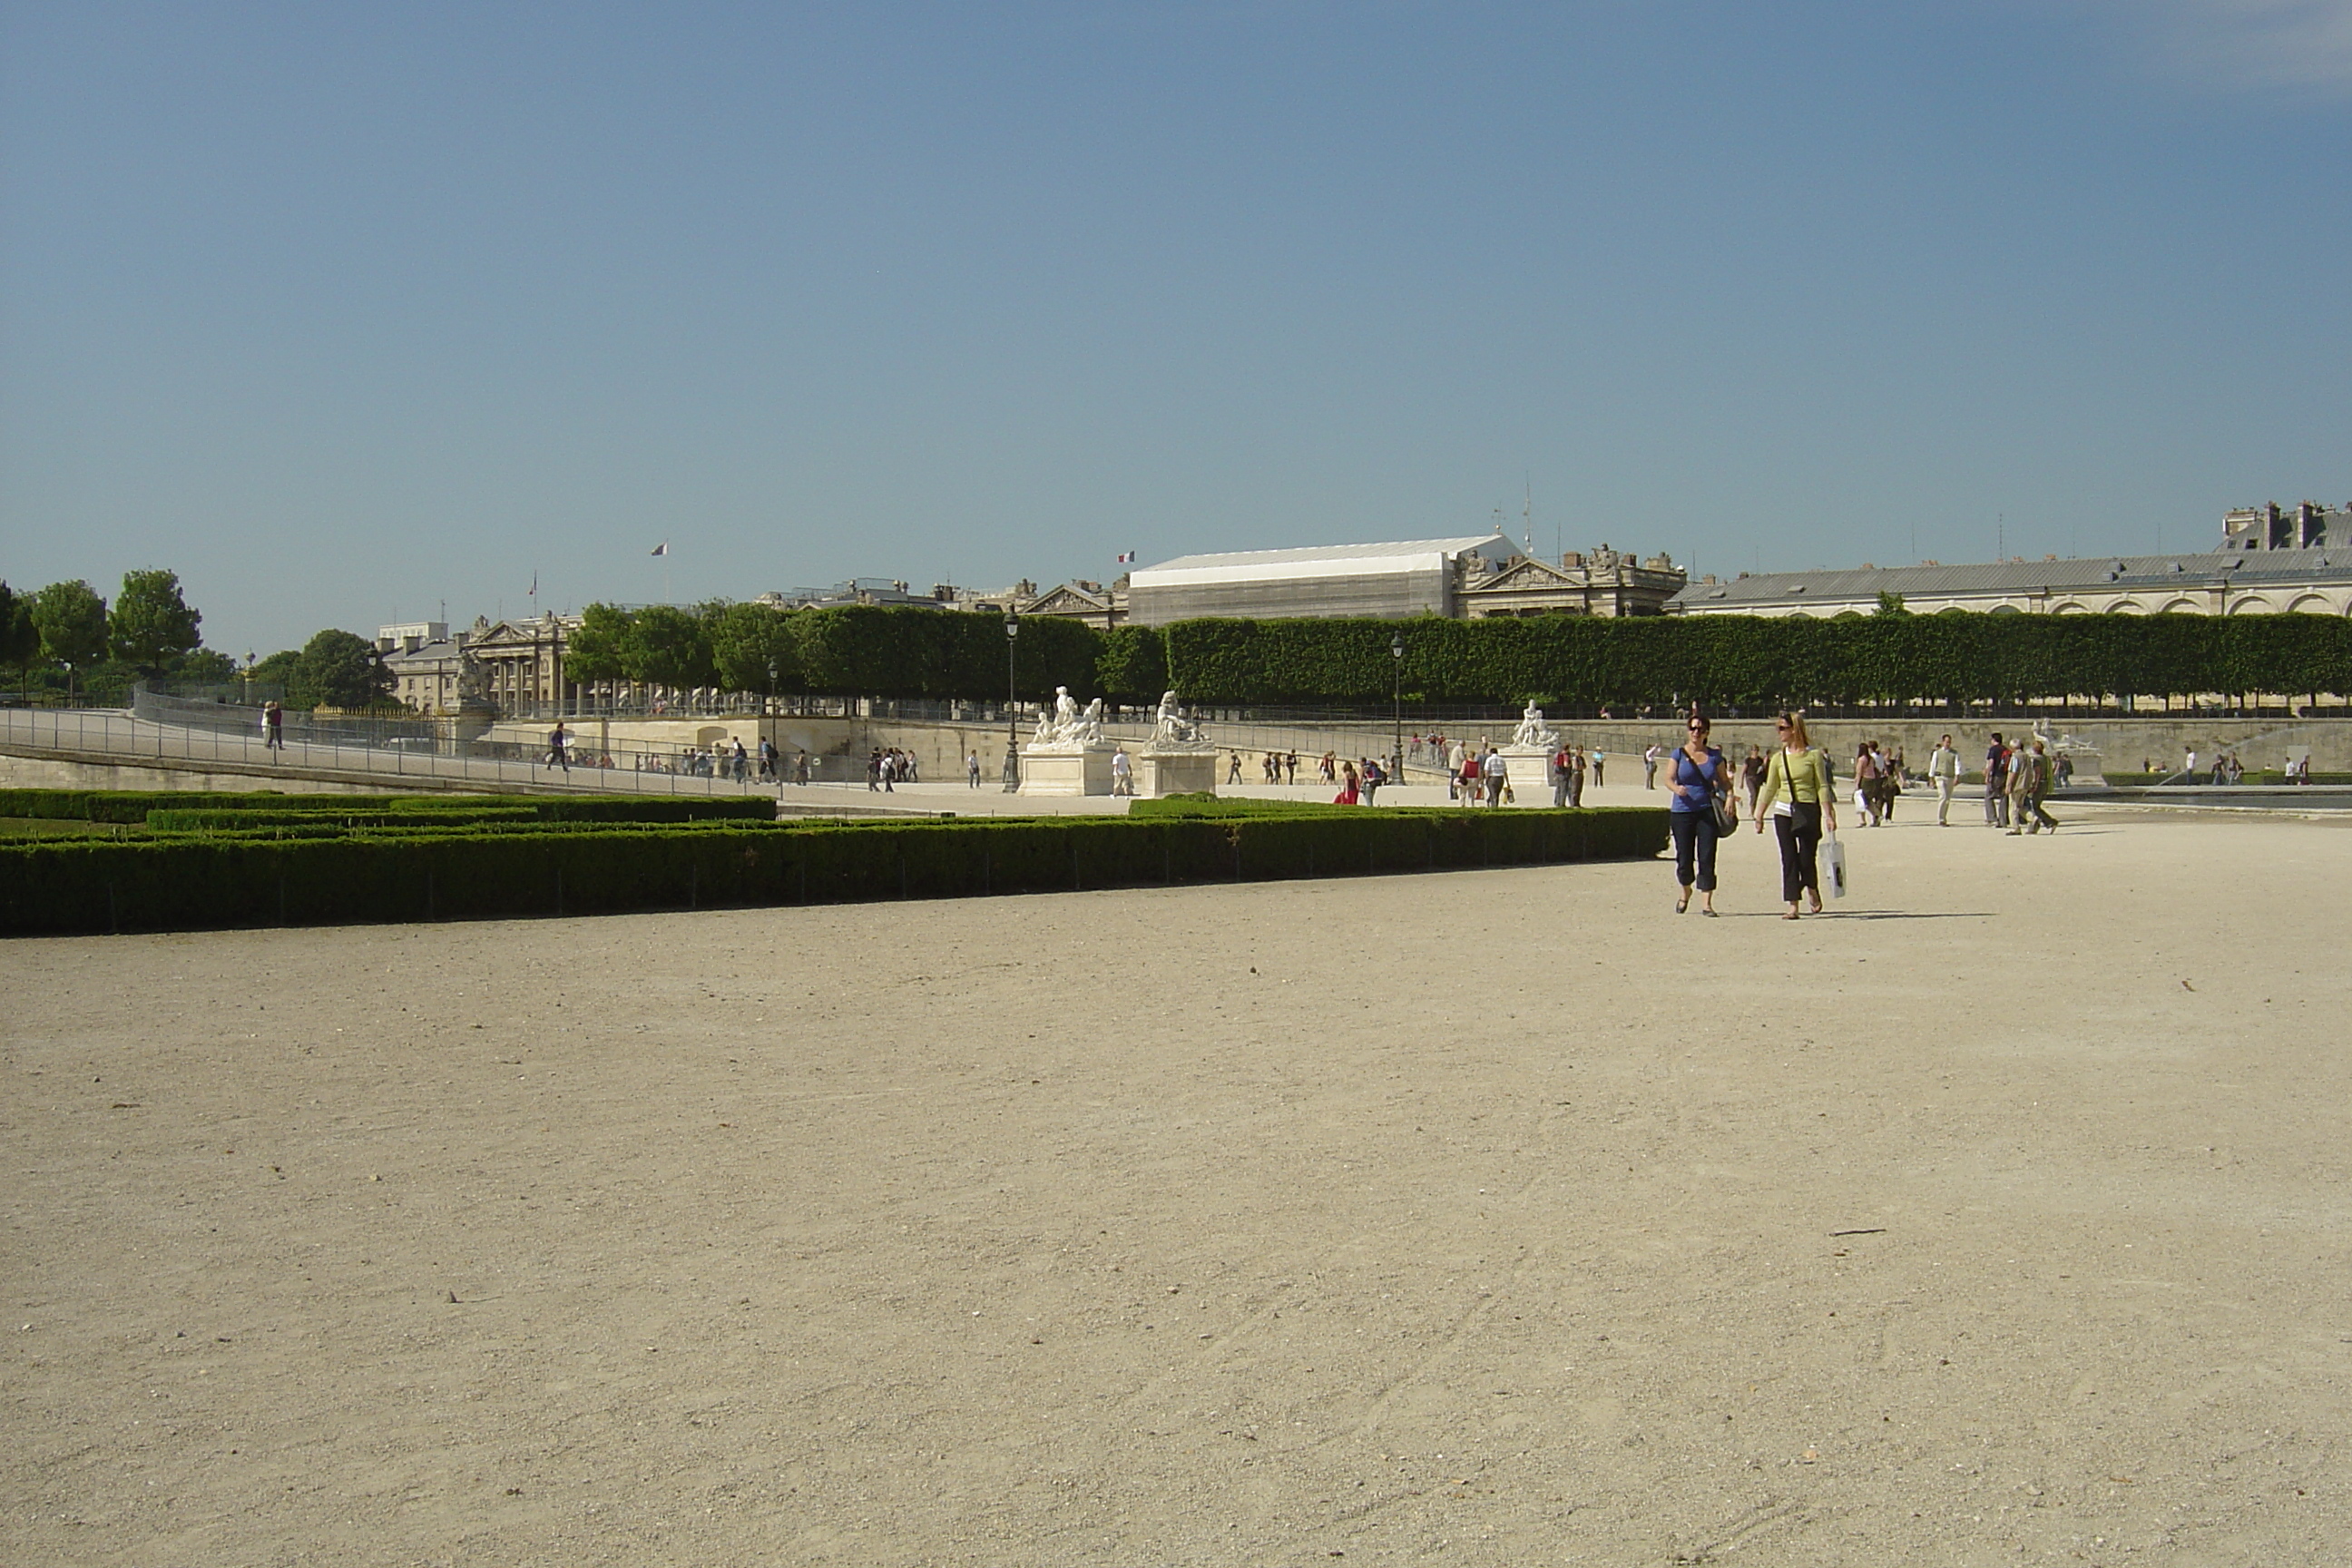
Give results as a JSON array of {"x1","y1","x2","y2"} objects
[{"x1": 1524, "y1": 475, "x2": 1534, "y2": 558}]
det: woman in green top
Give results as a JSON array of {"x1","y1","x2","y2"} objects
[{"x1": 1752, "y1": 711, "x2": 1838, "y2": 919}]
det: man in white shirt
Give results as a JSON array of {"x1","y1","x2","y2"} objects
[
  {"x1": 1928, "y1": 733, "x2": 1961, "y2": 826},
  {"x1": 1480, "y1": 746, "x2": 1507, "y2": 807},
  {"x1": 1109, "y1": 747, "x2": 1132, "y2": 796}
]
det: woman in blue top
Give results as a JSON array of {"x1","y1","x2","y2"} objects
[{"x1": 1667, "y1": 714, "x2": 1728, "y2": 915}]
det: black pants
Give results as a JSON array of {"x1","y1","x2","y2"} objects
[
  {"x1": 1774, "y1": 803, "x2": 1822, "y2": 903},
  {"x1": 1671, "y1": 811, "x2": 1720, "y2": 892}
]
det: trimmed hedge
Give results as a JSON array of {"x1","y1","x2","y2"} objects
[
  {"x1": 0, "y1": 789, "x2": 776, "y2": 826},
  {"x1": 146, "y1": 806, "x2": 539, "y2": 832},
  {"x1": 1153, "y1": 611, "x2": 2352, "y2": 707},
  {"x1": 0, "y1": 807, "x2": 1669, "y2": 936}
]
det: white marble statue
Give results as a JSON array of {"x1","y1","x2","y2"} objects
[
  {"x1": 1024, "y1": 684, "x2": 1112, "y2": 752},
  {"x1": 1510, "y1": 699, "x2": 1558, "y2": 750},
  {"x1": 1152, "y1": 689, "x2": 1209, "y2": 748}
]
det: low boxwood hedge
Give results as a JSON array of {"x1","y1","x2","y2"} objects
[
  {"x1": 0, "y1": 806, "x2": 1668, "y2": 936},
  {"x1": 0, "y1": 788, "x2": 777, "y2": 827}
]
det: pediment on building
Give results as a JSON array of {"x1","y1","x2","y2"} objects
[
  {"x1": 1024, "y1": 584, "x2": 1111, "y2": 614},
  {"x1": 1467, "y1": 558, "x2": 1578, "y2": 592}
]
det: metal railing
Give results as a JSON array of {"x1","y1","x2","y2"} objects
[{"x1": 0, "y1": 705, "x2": 817, "y2": 802}]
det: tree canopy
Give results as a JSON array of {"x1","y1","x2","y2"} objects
[
  {"x1": 30, "y1": 580, "x2": 110, "y2": 670},
  {"x1": 110, "y1": 569, "x2": 205, "y2": 674},
  {"x1": 291, "y1": 629, "x2": 393, "y2": 709}
]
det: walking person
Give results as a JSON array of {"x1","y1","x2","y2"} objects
[
  {"x1": 1754, "y1": 711, "x2": 1837, "y2": 920},
  {"x1": 1591, "y1": 749, "x2": 1606, "y2": 788},
  {"x1": 1361, "y1": 755, "x2": 1385, "y2": 805},
  {"x1": 1457, "y1": 748, "x2": 1482, "y2": 807},
  {"x1": 1334, "y1": 760, "x2": 1360, "y2": 805},
  {"x1": 1642, "y1": 743, "x2": 1661, "y2": 790},
  {"x1": 1929, "y1": 733, "x2": 1961, "y2": 826},
  {"x1": 1740, "y1": 744, "x2": 1767, "y2": 818},
  {"x1": 262, "y1": 700, "x2": 285, "y2": 750},
  {"x1": 1480, "y1": 745, "x2": 1507, "y2": 807},
  {"x1": 2014, "y1": 740, "x2": 2060, "y2": 834},
  {"x1": 545, "y1": 721, "x2": 570, "y2": 772},
  {"x1": 2004, "y1": 741, "x2": 2035, "y2": 833},
  {"x1": 1551, "y1": 740, "x2": 1573, "y2": 808},
  {"x1": 1110, "y1": 747, "x2": 1133, "y2": 797},
  {"x1": 966, "y1": 750, "x2": 981, "y2": 788},
  {"x1": 1567, "y1": 746, "x2": 1587, "y2": 808},
  {"x1": 1852, "y1": 742, "x2": 1881, "y2": 827},
  {"x1": 1984, "y1": 733, "x2": 2011, "y2": 828},
  {"x1": 1667, "y1": 714, "x2": 1727, "y2": 916},
  {"x1": 1227, "y1": 751, "x2": 1242, "y2": 784}
]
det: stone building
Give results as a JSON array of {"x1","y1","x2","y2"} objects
[
  {"x1": 1015, "y1": 578, "x2": 1127, "y2": 630},
  {"x1": 464, "y1": 612, "x2": 583, "y2": 716},
  {"x1": 1669, "y1": 551, "x2": 2352, "y2": 619},
  {"x1": 376, "y1": 622, "x2": 483, "y2": 714},
  {"x1": 1456, "y1": 544, "x2": 1686, "y2": 617},
  {"x1": 2223, "y1": 501, "x2": 2351, "y2": 554}
]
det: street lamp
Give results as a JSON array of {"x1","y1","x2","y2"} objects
[
  {"x1": 1003, "y1": 613, "x2": 1022, "y2": 791},
  {"x1": 1390, "y1": 632, "x2": 1405, "y2": 792}
]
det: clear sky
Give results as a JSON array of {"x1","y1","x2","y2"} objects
[{"x1": 4, "y1": 1, "x2": 2348, "y2": 657}]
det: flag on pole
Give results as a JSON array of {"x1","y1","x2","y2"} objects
[
  {"x1": 650, "y1": 542, "x2": 670, "y2": 557},
  {"x1": 1115, "y1": 550, "x2": 1135, "y2": 564},
  {"x1": 528, "y1": 573, "x2": 538, "y2": 599}
]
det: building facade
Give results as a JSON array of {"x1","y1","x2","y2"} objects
[
  {"x1": 464, "y1": 612, "x2": 583, "y2": 714},
  {"x1": 2224, "y1": 501, "x2": 2351, "y2": 554},
  {"x1": 1669, "y1": 550, "x2": 2352, "y2": 618},
  {"x1": 1456, "y1": 544, "x2": 1686, "y2": 617}
]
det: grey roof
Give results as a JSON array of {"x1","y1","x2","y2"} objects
[
  {"x1": 1138, "y1": 534, "x2": 1511, "y2": 574},
  {"x1": 1669, "y1": 548, "x2": 2352, "y2": 610}
]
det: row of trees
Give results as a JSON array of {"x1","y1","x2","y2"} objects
[
  {"x1": 566, "y1": 598, "x2": 2352, "y2": 710},
  {"x1": 1160, "y1": 605, "x2": 2352, "y2": 708},
  {"x1": 0, "y1": 571, "x2": 398, "y2": 710},
  {"x1": 565, "y1": 602, "x2": 1105, "y2": 702},
  {"x1": 0, "y1": 572, "x2": 219, "y2": 700}
]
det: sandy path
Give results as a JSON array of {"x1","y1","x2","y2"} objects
[{"x1": 4, "y1": 808, "x2": 2348, "y2": 1565}]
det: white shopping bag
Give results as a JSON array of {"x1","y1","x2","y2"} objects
[{"x1": 1823, "y1": 831, "x2": 1848, "y2": 899}]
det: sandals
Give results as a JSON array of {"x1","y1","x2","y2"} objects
[{"x1": 1675, "y1": 891, "x2": 1690, "y2": 915}]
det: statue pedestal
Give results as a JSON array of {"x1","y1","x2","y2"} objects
[
  {"x1": 1018, "y1": 749, "x2": 1116, "y2": 797},
  {"x1": 1138, "y1": 750, "x2": 1218, "y2": 798},
  {"x1": 1496, "y1": 746, "x2": 1559, "y2": 806}
]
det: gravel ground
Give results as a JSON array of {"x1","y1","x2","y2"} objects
[{"x1": 3, "y1": 808, "x2": 2347, "y2": 1566}]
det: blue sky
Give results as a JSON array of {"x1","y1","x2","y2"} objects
[{"x1": 4, "y1": 1, "x2": 2348, "y2": 656}]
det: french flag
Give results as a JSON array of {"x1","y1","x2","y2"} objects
[
  {"x1": 650, "y1": 542, "x2": 670, "y2": 557},
  {"x1": 1115, "y1": 550, "x2": 1135, "y2": 564}
]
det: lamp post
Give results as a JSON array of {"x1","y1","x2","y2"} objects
[
  {"x1": 1003, "y1": 614, "x2": 1022, "y2": 791},
  {"x1": 1390, "y1": 632, "x2": 1405, "y2": 792}
]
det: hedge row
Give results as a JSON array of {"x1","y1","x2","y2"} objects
[
  {"x1": 0, "y1": 789, "x2": 776, "y2": 826},
  {"x1": 0, "y1": 808, "x2": 1668, "y2": 936},
  {"x1": 1158, "y1": 611, "x2": 2352, "y2": 707},
  {"x1": 575, "y1": 602, "x2": 2352, "y2": 707}
]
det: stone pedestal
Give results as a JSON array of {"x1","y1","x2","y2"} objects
[
  {"x1": 1138, "y1": 750, "x2": 1218, "y2": 798},
  {"x1": 1496, "y1": 746, "x2": 1559, "y2": 806},
  {"x1": 1018, "y1": 748, "x2": 1116, "y2": 797}
]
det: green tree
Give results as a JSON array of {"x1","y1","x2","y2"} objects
[
  {"x1": 292, "y1": 629, "x2": 393, "y2": 709},
  {"x1": 176, "y1": 649, "x2": 239, "y2": 682},
  {"x1": 707, "y1": 602, "x2": 801, "y2": 693},
  {"x1": 1873, "y1": 591, "x2": 1910, "y2": 617},
  {"x1": 0, "y1": 582, "x2": 41, "y2": 691},
  {"x1": 1094, "y1": 624, "x2": 1169, "y2": 702},
  {"x1": 30, "y1": 579, "x2": 110, "y2": 696},
  {"x1": 564, "y1": 603, "x2": 634, "y2": 685},
  {"x1": 109, "y1": 568, "x2": 205, "y2": 675},
  {"x1": 250, "y1": 649, "x2": 301, "y2": 695},
  {"x1": 621, "y1": 603, "x2": 715, "y2": 691}
]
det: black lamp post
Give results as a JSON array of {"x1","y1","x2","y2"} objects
[
  {"x1": 1390, "y1": 632, "x2": 1405, "y2": 791},
  {"x1": 1003, "y1": 614, "x2": 1021, "y2": 791}
]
